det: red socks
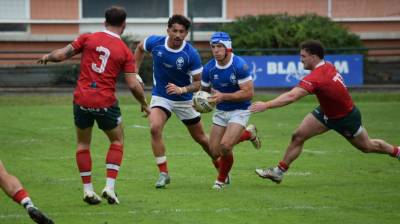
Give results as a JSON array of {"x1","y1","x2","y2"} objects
[
  {"x1": 12, "y1": 189, "x2": 29, "y2": 204},
  {"x1": 76, "y1": 149, "x2": 92, "y2": 184},
  {"x1": 391, "y1": 146, "x2": 400, "y2": 158},
  {"x1": 106, "y1": 144, "x2": 123, "y2": 179},
  {"x1": 239, "y1": 130, "x2": 251, "y2": 142},
  {"x1": 217, "y1": 154, "x2": 234, "y2": 183},
  {"x1": 278, "y1": 161, "x2": 289, "y2": 172},
  {"x1": 156, "y1": 156, "x2": 168, "y2": 173}
]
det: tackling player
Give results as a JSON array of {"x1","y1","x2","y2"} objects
[
  {"x1": 37, "y1": 6, "x2": 149, "y2": 204},
  {"x1": 0, "y1": 161, "x2": 54, "y2": 223},
  {"x1": 201, "y1": 32, "x2": 257, "y2": 189},
  {"x1": 250, "y1": 40, "x2": 400, "y2": 184}
]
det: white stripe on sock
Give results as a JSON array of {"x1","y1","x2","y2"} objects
[
  {"x1": 156, "y1": 156, "x2": 167, "y2": 165},
  {"x1": 106, "y1": 164, "x2": 120, "y2": 171}
]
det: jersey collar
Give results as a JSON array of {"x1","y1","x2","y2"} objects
[
  {"x1": 165, "y1": 36, "x2": 186, "y2": 53},
  {"x1": 102, "y1": 30, "x2": 121, "y2": 39},
  {"x1": 315, "y1": 60, "x2": 325, "y2": 69},
  {"x1": 215, "y1": 53, "x2": 234, "y2": 69}
]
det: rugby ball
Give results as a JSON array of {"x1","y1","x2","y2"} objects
[{"x1": 193, "y1": 91, "x2": 215, "y2": 113}]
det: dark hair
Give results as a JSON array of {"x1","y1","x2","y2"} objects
[
  {"x1": 300, "y1": 40, "x2": 325, "y2": 59},
  {"x1": 168, "y1": 14, "x2": 191, "y2": 30},
  {"x1": 105, "y1": 6, "x2": 127, "y2": 26}
]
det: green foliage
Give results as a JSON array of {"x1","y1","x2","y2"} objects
[{"x1": 220, "y1": 14, "x2": 364, "y2": 55}]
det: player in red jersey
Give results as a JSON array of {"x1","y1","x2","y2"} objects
[
  {"x1": 1, "y1": 161, "x2": 54, "y2": 223},
  {"x1": 37, "y1": 6, "x2": 149, "y2": 204},
  {"x1": 250, "y1": 40, "x2": 400, "y2": 184}
]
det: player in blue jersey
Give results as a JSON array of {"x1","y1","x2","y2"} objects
[
  {"x1": 201, "y1": 32, "x2": 259, "y2": 189},
  {"x1": 134, "y1": 16, "x2": 260, "y2": 188},
  {"x1": 134, "y1": 15, "x2": 214, "y2": 188}
]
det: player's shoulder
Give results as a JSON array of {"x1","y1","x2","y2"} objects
[
  {"x1": 145, "y1": 35, "x2": 166, "y2": 45},
  {"x1": 203, "y1": 59, "x2": 216, "y2": 71},
  {"x1": 232, "y1": 55, "x2": 249, "y2": 71}
]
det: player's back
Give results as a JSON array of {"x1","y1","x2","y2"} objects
[
  {"x1": 72, "y1": 30, "x2": 134, "y2": 108},
  {"x1": 306, "y1": 62, "x2": 354, "y2": 118}
]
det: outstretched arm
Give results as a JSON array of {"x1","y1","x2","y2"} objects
[
  {"x1": 125, "y1": 72, "x2": 150, "y2": 117},
  {"x1": 250, "y1": 87, "x2": 309, "y2": 113},
  {"x1": 37, "y1": 44, "x2": 77, "y2": 64}
]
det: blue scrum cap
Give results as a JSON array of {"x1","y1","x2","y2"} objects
[{"x1": 210, "y1": 32, "x2": 232, "y2": 50}]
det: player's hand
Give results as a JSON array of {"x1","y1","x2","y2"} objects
[
  {"x1": 166, "y1": 83, "x2": 183, "y2": 95},
  {"x1": 141, "y1": 104, "x2": 151, "y2": 118},
  {"x1": 37, "y1": 54, "x2": 49, "y2": 64},
  {"x1": 249, "y1": 101, "x2": 268, "y2": 113},
  {"x1": 209, "y1": 89, "x2": 224, "y2": 104}
]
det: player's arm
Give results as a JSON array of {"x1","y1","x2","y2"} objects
[
  {"x1": 166, "y1": 73, "x2": 201, "y2": 95},
  {"x1": 37, "y1": 44, "x2": 77, "y2": 64},
  {"x1": 210, "y1": 80, "x2": 254, "y2": 104},
  {"x1": 250, "y1": 87, "x2": 309, "y2": 113},
  {"x1": 125, "y1": 72, "x2": 150, "y2": 117},
  {"x1": 134, "y1": 40, "x2": 146, "y2": 73}
]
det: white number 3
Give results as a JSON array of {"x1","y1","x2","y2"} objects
[{"x1": 91, "y1": 46, "x2": 110, "y2": 73}]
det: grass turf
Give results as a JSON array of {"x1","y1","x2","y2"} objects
[{"x1": 0, "y1": 92, "x2": 399, "y2": 224}]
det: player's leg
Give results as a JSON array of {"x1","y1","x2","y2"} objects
[
  {"x1": 256, "y1": 113, "x2": 328, "y2": 183},
  {"x1": 348, "y1": 129, "x2": 399, "y2": 159},
  {"x1": 237, "y1": 124, "x2": 262, "y2": 149},
  {"x1": 97, "y1": 103, "x2": 124, "y2": 204},
  {"x1": 149, "y1": 106, "x2": 170, "y2": 188},
  {"x1": 334, "y1": 106, "x2": 399, "y2": 160},
  {"x1": 0, "y1": 161, "x2": 54, "y2": 224},
  {"x1": 102, "y1": 124, "x2": 123, "y2": 204},
  {"x1": 73, "y1": 104, "x2": 100, "y2": 204},
  {"x1": 212, "y1": 123, "x2": 245, "y2": 189}
]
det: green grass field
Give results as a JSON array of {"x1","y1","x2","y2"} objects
[{"x1": 0, "y1": 92, "x2": 399, "y2": 224}]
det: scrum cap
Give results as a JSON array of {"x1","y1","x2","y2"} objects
[{"x1": 210, "y1": 32, "x2": 232, "y2": 51}]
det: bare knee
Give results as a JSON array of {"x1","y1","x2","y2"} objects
[
  {"x1": 150, "y1": 123, "x2": 163, "y2": 138},
  {"x1": 291, "y1": 131, "x2": 307, "y2": 144},
  {"x1": 220, "y1": 141, "x2": 234, "y2": 155}
]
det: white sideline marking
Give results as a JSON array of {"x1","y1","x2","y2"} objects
[{"x1": 127, "y1": 124, "x2": 148, "y2": 129}]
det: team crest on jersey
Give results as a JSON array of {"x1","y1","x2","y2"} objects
[
  {"x1": 230, "y1": 73, "x2": 237, "y2": 84},
  {"x1": 157, "y1": 51, "x2": 162, "y2": 57},
  {"x1": 176, "y1": 57, "x2": 184, "y2": 70},
  {"x1": 213, "y1": 74, "x2": 219, "y2": 80}
]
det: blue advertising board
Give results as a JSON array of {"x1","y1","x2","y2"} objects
[{"x1": 242, "y1": 54, "x2": 363, "y2": 87}]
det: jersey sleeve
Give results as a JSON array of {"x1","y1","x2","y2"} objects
[
  {"x1": 201, "y1": 63, "x2": 211, "y2": 88},
  {"x1": 188, "y1": 49, "x2": 203, "y2": 76},
  {"x1": 123, "y1": 47, "x2": 136, "y2": 73},
  {"x1": 236, "y1": 58, "x2": 252, "y2": 85},
  {"x1": 297, "y1": 72, "x2": 318, "y2": 93},
  {"x1": 143, "y1": 35, "x2": 163, "y2": 52},
  {"x1": 71, "y1": 33, "x2": 90, "y2": 54}
]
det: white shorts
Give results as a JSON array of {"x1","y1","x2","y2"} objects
[
  {"x1": 212, "y1": 109, "x2": 250, "y2": 127},
  {"x1": 150, "y1": 95, "x2": 200, "y2": 121}
]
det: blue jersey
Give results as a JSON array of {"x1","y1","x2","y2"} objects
[
  {"x1": 201, "y1": 54, "x2": 252, "y2": 111},
  {"x1": 144, "y1": 35, "x2": 203, "y2": 101}
]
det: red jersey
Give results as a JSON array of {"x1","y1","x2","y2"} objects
[
  {"x1": 297, "y1": 62, "x2": 354, "y2": 119},
  {"x1": 71, "y1": 30, "x2": 135, "y2": 108}
]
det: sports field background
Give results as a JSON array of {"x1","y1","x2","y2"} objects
[{"x1": 0, "y1": 92, "x2": 399, "y2": 224}]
